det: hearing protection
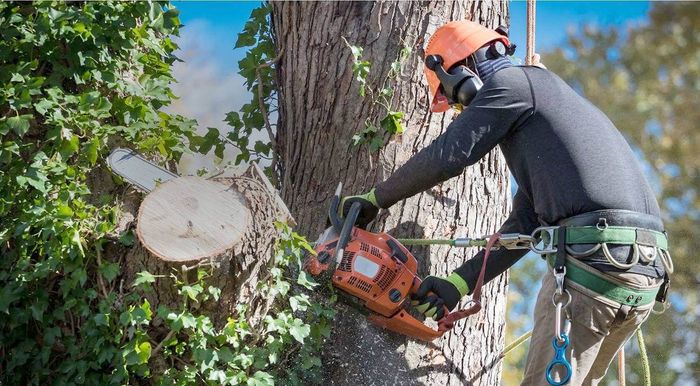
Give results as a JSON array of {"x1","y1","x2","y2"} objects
[{"x1": 424, "y1": 26, "x2": 516, "y2": 109}]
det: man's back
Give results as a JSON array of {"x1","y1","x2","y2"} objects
[{"x1": 495, "y1": 66, "x2": 661, "y2": 225}]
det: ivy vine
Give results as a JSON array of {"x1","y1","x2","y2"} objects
[
  {"x1": 343, "y1": 37, "x2": 411, "y2": 152},
  {"x1": 0, "y1": 2, "x2": 331, "y2": 384}
]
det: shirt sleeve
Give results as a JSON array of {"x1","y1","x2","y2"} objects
[
  {"x1": 374, "y1": 68, "x2": 534, "y2": 208},
  {"x1": 454, "y1": 189, "x2": 541, "y2": 293}
]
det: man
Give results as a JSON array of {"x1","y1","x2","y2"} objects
[{"x1": 341, "y1": 21, "x2": 671, "y2": 385}]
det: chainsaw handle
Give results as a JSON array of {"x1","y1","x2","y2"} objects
[
  {"x1": 410, "y1": 277, "x2": 478, "y2": 333},
  {"x1": 409, "y1": 278, "x2": 451, "y2": 322},
  {"x1": 328, "y1": 184, "x2": 344, "y2": 232},
  {"x1": 334, "y1": 201, "x2": 361, "y2": 262}
]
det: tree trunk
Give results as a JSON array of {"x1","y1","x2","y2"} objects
[
  {"x1": 112, "y1": 166, "x2": 288, "y2": 328},
  {"x1": 272, "y1": 1, "x2": 512, "y2": 385}
]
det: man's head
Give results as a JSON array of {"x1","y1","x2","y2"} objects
[{"x1": 424, "y1": 21, "x2": 514, "y2": 112}]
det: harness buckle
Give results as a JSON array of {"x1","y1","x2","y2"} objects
[{"x1": 530, "y1": 226, "x2": 559, "y2": 255}]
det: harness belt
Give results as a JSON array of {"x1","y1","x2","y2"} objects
[
  {"x1": 546, "y1": 255, "x2": 660, "y2": 307},
  {"x1": 542, "y1": 211, "x2": 670, "y2": 307}
]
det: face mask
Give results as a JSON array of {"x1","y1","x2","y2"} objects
[{"x1": 474, "y1": 56, "x2": 513, "y2": 84}]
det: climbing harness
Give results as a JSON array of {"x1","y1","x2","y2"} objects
[{"x1": 400, "y1": 218, "x2": 671, "y2": 385}]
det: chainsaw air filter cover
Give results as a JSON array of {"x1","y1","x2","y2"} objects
[{"x1": 309, "y1": 227, "x2": 418, "y2": 317}]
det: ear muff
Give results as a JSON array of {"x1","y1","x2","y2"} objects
[{"x1": 425, "y1": 55, "x2": 483, "y2": 108}]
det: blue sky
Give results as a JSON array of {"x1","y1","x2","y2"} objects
[
  {"x1": 168, "y1": 1, "x2": 653, "y2": 172},
  {"x1": 173, "y1": 1, "x2": 651, "y2": 71}
]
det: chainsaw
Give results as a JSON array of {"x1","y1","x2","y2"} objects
[{"x1": 305, "y1": 183, "x2": 504, "y2": 341}]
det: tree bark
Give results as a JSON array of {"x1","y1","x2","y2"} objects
[{"x1": 272, "y1": 1, "x2": 512, "y2": 385}]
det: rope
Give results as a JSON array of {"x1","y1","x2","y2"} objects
[
  {"x1": 500, "y1": 329, "x2": 533, "y2": 358},
  {"x1": 636, "y1": 328, "x2": 652, "y2": 386},
  {"x1": 618, "y1": 347, "x2": 626, "y2": 386},
  {"x1": 526, "y1": 0, "x2": 536, "y2": 65}
]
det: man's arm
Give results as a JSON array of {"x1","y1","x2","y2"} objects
[
  {"x1": 374, "y1": 68, "x2": 534, "y2": 208},
  {"x1": 454, "y1": 189, "x2": 540, "y2": 292}
]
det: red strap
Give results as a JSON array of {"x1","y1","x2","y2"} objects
[{"x1": 438, "y1": 232, "x2": 501, "y2": 332}]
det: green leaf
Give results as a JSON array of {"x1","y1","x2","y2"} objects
[
  {"x1": 85, "y1": 137, "x2": 99, "y2": 165},
  {"x1": 297, "y1": 271, "x2": 319, "y2": 290},
  {"x1": 135, "y1": 341, "x2": 151, "y2": 365},
  {"x1": 208, "y1": 286, "x2": 221, "y2": 301},
  {"x1": 247, "y1": 371, "x2": 274, "y2": 386},
  {"x1": 180, "y1": 284, "x2": 204, "y2": 302},
  {"x1": 56, "y1": 203, "x2": 73, "y2": 218},
  {"x1": 133, "y1": 271, "x2": 157, "y2": 287},
  {"x1": 119, "y1": 230, "x2": 136, "y2": 246},
  {"x1": 288, "y1": 318, "x2": 311, "y2": 344},
  {"x1": 6, "y1": 115, "x2": 31, "y2": 137},
  {"x1": 380, "y1": 111, "x2": 405, "y2": 135},
  {"x1": 100, "y1": 262, "x2": 120, "y2": 282},
  {"x1": 289, "y1": 294, "x2": 311, "y2": 312},
  {"x1": 348, "y1": 44, "x2": 363, "y2": 60}
]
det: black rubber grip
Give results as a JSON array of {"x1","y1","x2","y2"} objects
[{"x1": 386, "y1": 239, "x2": 408, "y2": 264}]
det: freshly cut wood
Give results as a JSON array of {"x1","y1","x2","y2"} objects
[{"x1": 136, "y1": 176, "x2": 251, "y2": 262}]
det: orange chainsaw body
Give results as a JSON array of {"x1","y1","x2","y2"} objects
[{"x1": 306, "y1": 227, "x2": 444, "y2": 341}]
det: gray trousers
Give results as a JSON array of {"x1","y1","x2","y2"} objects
[{"x1": 521, "y1": 257, "x2": 662, "y2": 386}]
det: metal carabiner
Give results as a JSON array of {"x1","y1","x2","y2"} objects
[
  {"x1": 497, "y1": 233, "x2": 536, "y2": 250},
  {"x1": 546, "y1": 334, "x2": 572, "y2": 385},
  {"x1": 530, "y1": 226, "x2": 559, "y2": 255},
  {"x1": 553, "y1": 268, "x2": 567, "y2": 297}
]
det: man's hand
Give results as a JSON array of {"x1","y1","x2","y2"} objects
[
  {"x1": 411, "y1": 273, "x2": 469, "y2": 320},
  {"x1": 340, "y1": 189, "x2": 380, "y2": 228}
]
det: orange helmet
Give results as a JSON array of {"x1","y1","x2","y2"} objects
[{"x1": 424, "y1": 21, "x2": 510, "y2": 112}]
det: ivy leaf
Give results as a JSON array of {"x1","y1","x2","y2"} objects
[
  {"x1": 288, "y1": 318, "x2": 311, "y2": 344},
  {"x1": 199, "y1": 127, "x2": 220, "y2": 154},
  {"x1": 133, "y1": 271, "x2": 156, "y2": 287},
  {"x1": 180, "y1": 284, "x2": 204, "y2": 302},
  {"x1": 247, "y1": 371, "x2": 274, "y2": 386},
  {"x1": 348, "y1": 44, "x2": 363, "y2": 60},
  {"x1": 235, "y1": 31, "x2": 257, "y2": 48},
  {"x1": 208, "y1": 286, "x2": 221, "y2": 301},
  {"x1": 99, "y1": 262, "x2": 120, "y2": 282},
  {"x1": 297, "y1": 271, "x2": 318, "y2": 290},
  {"x1": 380, "y1": 111, "x2": 405, "y2": 135},
  {"x1": 118, "y1": 230, "x2": 135, "y2": 246},
  {"x1": 6, "y1": 115, "x2": 32, "y2": 137},
  {"x1": 135, "y1": 341, "x2": 152, "y2": 365}
]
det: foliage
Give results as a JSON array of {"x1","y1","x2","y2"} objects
[
  {"x1": 0, "y1": 2, "x2": 331, "y2": 384},
  {"x1": 223, "y1": 3, "x2": 279, "y2": 177},
  {"x1": 540, "y1": 2, "x2": 699, "y2": 383},
  {"x1": 134, "y1": 223, "x2": 334, "y2": 385},
  {"x1": 342, "y1": 37, "x2": 411, "y2": 152}
]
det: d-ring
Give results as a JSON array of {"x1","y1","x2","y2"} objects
[{"x1": 601, "y1": 242, "x2": 639, "y2": 269}]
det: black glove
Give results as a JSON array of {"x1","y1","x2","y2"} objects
[
  {"x1": 411, "y1": 274, "x2": 469, "y2": 320},
  {"x1": 340, "y1": 188, "x2": 380, "y2": 229}
]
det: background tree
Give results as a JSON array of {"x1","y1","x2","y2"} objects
[
  {"x1": 271, "y1": 2, "x2": 513, "y2": 384},
  {"x1": 541, "y1": 3, "x2": 699, "y2": 384}
]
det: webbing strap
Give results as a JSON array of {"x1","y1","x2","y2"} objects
[
  {"x1": 547, "y1": 256, "x2": 659, "y2": 306},
  {"x1": 556, "y1": 226, "x2": 668, "y2": 250}
]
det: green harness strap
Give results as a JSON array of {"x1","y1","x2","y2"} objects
[
  {"x1": 556, "y1": 225, "x2": 669, "y2": 251},
  {"x1": 546, "y1": 255, "x2": 659, "y2": 306}
]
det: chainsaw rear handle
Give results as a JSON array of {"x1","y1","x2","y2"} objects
[{"x1": 410, "y1": 277, "x2": 479, "y2": 334}]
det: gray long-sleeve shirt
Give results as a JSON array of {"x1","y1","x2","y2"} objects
[{"x1": 375, "y1": 66, "x2": 664, "y2": 290}]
